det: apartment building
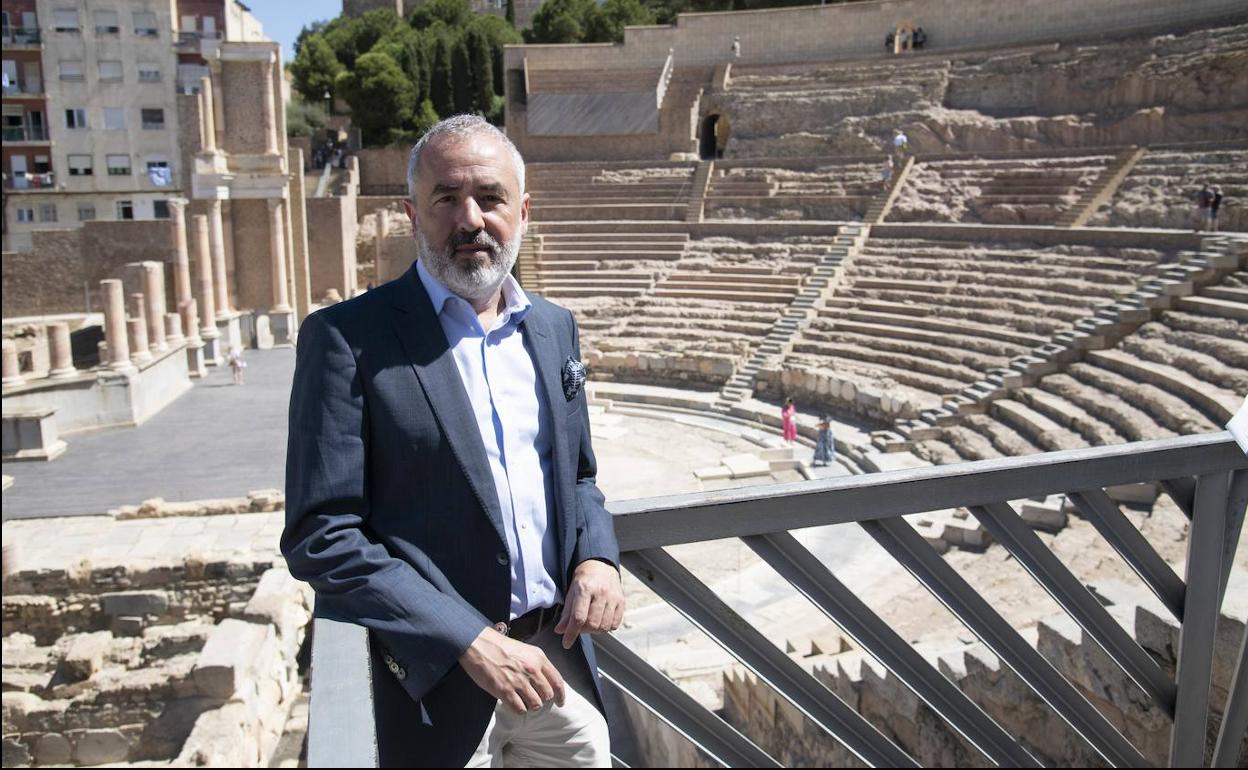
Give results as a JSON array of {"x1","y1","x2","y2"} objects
[{"x1": 0, "y1": 0, "x2": 269, "y2": 238}]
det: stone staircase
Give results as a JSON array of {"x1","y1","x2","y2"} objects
[
  {"x1": 863, "y1": 155, "x2": 915, "y2": 224},
  {"x1": 517, "y1": 225, "x2": 542, "y2": 290},
  {"x1": 712, "y1": 224, "x2": 868, "y2": 412},
  {"x1": 1056, "y1": 146, "x2": 1147, "y2": 228},
  {"x1": 685, "y1": 160, "x2": 714, "y2": 223},
  {"x1": 884, "y1": 234, "x2": 1248, "y2": 450}
]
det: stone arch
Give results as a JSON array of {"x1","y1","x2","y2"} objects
[{"x1": 894, "y1": 19, "x2": 917, "y2": 54}]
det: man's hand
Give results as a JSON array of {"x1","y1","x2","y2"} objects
[
  {"x1": 459, "y1": 627, "x2": 566, "y2": 714},
  {"x1": 554, "y1": 559, "x2": 625, "y2": 649}
]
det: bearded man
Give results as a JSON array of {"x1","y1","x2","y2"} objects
[{"x1": 282, "y1": 115, "x2": 624, "y2": 768}]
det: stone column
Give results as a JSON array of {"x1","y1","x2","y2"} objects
[
  {"x1": 209, "y1": 199, "x2": 231, "y2": 315},
  {"x1": 101, "y1": 279, "x2": 132, "y2": 370},
  {"x1": 165, "y1": 313, "x2": 185, "y2": 345},
  {"x1": 192, "y1": 214, "x2": 222, "y2": 363},
  {"x1": 172, "y1": 200, "x2": 193, "y2": 307},
  {"x1": 47, "y1": 323, "x2": 76, "y2": 378},
  {"x1": 262, "y1": 55, "x2": 279, "y2": 155},
  {"x1": 142, "y1": 262, "x2": 168, "y2": 353},
  {"x1": 199, "y1": 75, "x2": 217, "y2": 153},
  {"x1": 129, "y1": 294, "x2": 152, "y2": 364},
  {"x1": 268, "y1": 199, "x2": 291, "y2": 312},
  {"x1": 180, "y1": 299, "x2": 207, "y2": 378},
  {"x1": 1, "y1": 339, "x2": 25, "y2": 387}
]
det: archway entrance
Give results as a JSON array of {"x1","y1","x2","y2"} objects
[{"x1": 700, "y1": 114, "x2": 728, "y2": 160}]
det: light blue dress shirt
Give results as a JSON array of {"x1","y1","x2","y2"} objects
[{"x1": 416, "y1": 260, "x2": 561, "y2": 620}]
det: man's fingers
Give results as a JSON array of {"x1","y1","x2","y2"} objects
[
  {"x1": 559, "y1": 591, "x2": 592, "y2": 648},
  {"x1": 531, "y1": 661, "x2": 556, "y2": 704},
  {"x1": 517, "y1": 680, "x2": 543, "y2": 713},
  {"x1": 611, "y1": 600, "x2": 625, "y2": 631},
  {"x1": 585, "y1": 590, "x2": 608, "y2": 632},
  {"x1": 504, "y1": 691, "x2": 527, "y2": 715},
  {"x1": 541, "y1": 658, "x2": 567, "y2": 707}
]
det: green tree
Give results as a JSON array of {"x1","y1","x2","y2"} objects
[
  {"x1": 430, "y1": 35, "x2": 456, "y2": 116},
  {"x1": 289, "y1": 34, "x2": 344, "y2": 104},
  {"x1": 341, "y1": 51, "x2": 417, "y2": 145},
  {"x1": 526, "y1": 0, "x2": 595, "y2": 44},
  {"x1": 505, "y1": 0, "x2": 516, "y2": 27},
  {"x1": 322, "y1": 8, "x2": 399, "y2": 69},
  {"x1": 451, "y1": 36, "x2": 474, "y2": 114},
  {"x1": 409, "y1": 0, "x2": 471, "y2": 30},
  {"x1": 466, "y1": 15, "x2": 521, "y2": 95},
  {"x1": 586, "y1": 0, "x2": 655, "y2": 42},
  {"x1": 466, "y1": 28, "x2": 494, "y2": 115},
  {"x1": 285, "y1": 98, "x2": 329, "y2": 137}
]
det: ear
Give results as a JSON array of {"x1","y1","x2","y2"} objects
[
  {"x1": 518, "y1": 192, "x2": 530, "y2": 237},
  {"x1": 402, "y1": 199, "x2": 418, "y2": 229}
]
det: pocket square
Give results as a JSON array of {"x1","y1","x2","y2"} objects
[{"x1": 562, "y1": 357, "x2": 586, "y2": 401}]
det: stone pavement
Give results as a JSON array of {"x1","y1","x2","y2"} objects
[{"x1": 2, "y1": 349, "x2": 296, "y2": 520}]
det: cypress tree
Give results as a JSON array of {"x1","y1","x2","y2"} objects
[
  {"x1": 505, "y1": 0, "x2": 516, "y2": 27},
  {"x1": 451, "y1": 36, "x2": 473, "y2": 114},
  {"x1": 467, "y1": 29, "x2": 494, "y2": 115},
  {"x1": 431, "y1": 35, "x2": 456, "y2": 117}
]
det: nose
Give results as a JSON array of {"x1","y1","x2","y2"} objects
[{"x1": 453, "y1": 195, "x2": 485, "y2": 233}]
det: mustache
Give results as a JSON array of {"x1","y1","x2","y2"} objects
[{"x1": 448, "y1": 230, "x2": 501, "y2": 255}]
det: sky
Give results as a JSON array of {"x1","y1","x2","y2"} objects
[{"x1": 241, "y1": 0, "x2": 344, "y2": 63}]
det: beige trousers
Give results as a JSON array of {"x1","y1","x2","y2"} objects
[{"x1": 464, "y1": 631, "x2": 611, "y2": 768}]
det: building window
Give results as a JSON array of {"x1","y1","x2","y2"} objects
[
  {"x1": 116, "y1": 200, "x2": 135, "y2": 220},
  {"x1": 103, "y1": 108, "x2": 125, "y2": 129},
  {"x1": 53, "y1": 9, "x2": 80, "y2": 32},
  {"x1": 99, "y1": 60, "x2": 123, "y2": 83},
  {"x1": 33, "y1": 154, "x2": 50, "y2": 173},
  {"x1": 133, "y1": 12, "x2": 158, "y2": 37},
  {"x1": 39, "y1": 203, "x2": 58, "y2": 222},
  {"x1": 106, "y1": 154, "x2": 131, "y2": 176},
  {"x1": 65, "y1": 108, "x2": 87, "y2": 128},
  {"x1": 153, "y1": 200, "x2": 171, "y2": 219},
  {"x1": 140, "y1": 108, "x2": 164, "y2": 129},
  {"x1": 138, "y1": 63, "x2": 160, "y2": 83},
  {"x1": 146, "y1": 158, "x2": 171, "y2": 186},
  {"x1": 94, "y1": 10, "x2": 119, "y2": 34},
  {"x1": 78, "y1": 203, "x2": 97, "y2": 221},
  {"x1": 16, "y1": 208, "x2": 35, "y2": 223},
  {"x1": 60, "y1": 60, "x2": 84, "y2": 81},
  {"x1": 68, "y1": 154, "x2": 93, "y2": 176}
]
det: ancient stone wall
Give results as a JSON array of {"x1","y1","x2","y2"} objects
[
  {"x1": 307, "y1": 197, "x2": 359, "y2": 301},
  {"x1": 230, "y1": 200, "x2": 275, "y2": 312},
  {"x1": 220, "y1": 61, "x2": 270, "y2": 156},
  {"x1": 355, "y1": 148, "x2": 410, "y2": 196}
]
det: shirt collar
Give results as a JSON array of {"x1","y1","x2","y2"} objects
[{"x1": 416, "y1": 258, "x2": 532, "y2": 327}]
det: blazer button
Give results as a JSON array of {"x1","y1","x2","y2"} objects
[
  {"x1": 496, "y1": 552, "x2": 509, "y2": 566},
  {"x1": 395, "y1": 667, "x2": 407, "y2": 680},
  {"x1": 388, "y1": 661, "x2": 400, "y2": 674}
]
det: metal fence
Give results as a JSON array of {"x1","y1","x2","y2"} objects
[{"x1": 307, "y1": 431, "x2": 1248, "y2": 767}]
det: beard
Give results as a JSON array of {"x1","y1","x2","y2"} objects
[{"x1": 417, "y1": 227, "x2": 521, "y2": 303}]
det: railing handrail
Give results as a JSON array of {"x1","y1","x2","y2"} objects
[{"x1": 307, "y1": 431, "x2": 1248, "y2": 768}]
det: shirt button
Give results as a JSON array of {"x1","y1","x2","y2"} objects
[{"x1": 496, "y1": 553, "x2": 509, "y2": 566}]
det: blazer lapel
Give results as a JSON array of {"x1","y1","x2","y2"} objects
[
  {"x1": 387, "y1": 266, "x2": 507, "y2": 546},
  {"x1": 520, "y1": 307, "x2": 575, "y2": 578}
]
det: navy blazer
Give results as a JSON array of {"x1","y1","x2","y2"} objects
[{"x1": 282, "y1": 263, "x2": 621, "y2": 767}]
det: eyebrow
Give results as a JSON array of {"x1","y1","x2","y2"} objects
[{"x1": 429, "y1": 181, "x2": 508, "y2": 197}]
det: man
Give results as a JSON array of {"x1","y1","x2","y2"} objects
[{"x1": 282, "y1": 115, "x2": 624, "y2": 768}]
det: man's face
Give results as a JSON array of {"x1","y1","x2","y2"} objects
[{"x1": 404, "y1": 132, "x2": 529, "y2": 302}]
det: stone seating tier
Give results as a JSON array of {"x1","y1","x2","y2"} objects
[
  {"x1": 1087, "y1": 149, "x2": 1248, "y2": 231},
  {"x1": 526, "y1": 67, "x2": 665, "y2": 95}
]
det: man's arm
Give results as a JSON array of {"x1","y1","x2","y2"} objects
[
  {"x1": 554, "y1": 308, "x2": 625, "y2": 648},
  {"x1": 282, "y1": 311, "x2": 490, "y2": 700}
]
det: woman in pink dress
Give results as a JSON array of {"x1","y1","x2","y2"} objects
[{"x1": 782, "y1": 397, "x2": 798, "y2": 443}]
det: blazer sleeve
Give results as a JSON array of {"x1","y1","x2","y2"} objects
[
  {"x1": 565, "y1": 309, "x2": 622, "y2": 570},
  {"x1": 281, "y1": 310, "x2": 490, "y2": 701}
]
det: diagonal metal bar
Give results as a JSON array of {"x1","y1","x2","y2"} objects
[
  {"x1": 861, "y1": 516, "x2": 1148, "y2": 767},
  {"x1": 1212, "y1": 627, "x2": 1248, "y2": 768},
  {"x1": 1218, "y1": 468, "x2": 1248, "y2": 603},
  {"x1": 1170, "y1": 471, "x2": 1231, "y2": 767},
  {"x1": 1159, "y1": 476, "x2": 1197, "y2": 520},
  {"x1": 1068, "y1": 488, "x2": 1186, "y2": 622},
  {"x1": 745, "y1": 531, "x2": 1042, "y2": 768},
  {"x1": 594, "y1": 633, "x2": 781, "y2": 768},
  {"x1": 622, "y1": 548, "x2": 918, "y2": 768},
  {"x1": 970, "y1": 501, "x2": 1176, "y2": 718}
]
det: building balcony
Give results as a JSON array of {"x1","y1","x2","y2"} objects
[
  {"x1": 5, "y1": 172, "x2": 56, "y2": 191},
  {"x1": 175, "y1": 30, "x2": 221, "y2": 52},
  {"x1": 304, "y1": 431, "x2": 1248, "y2": 768},
  {"x1": 1, "y1": 84, "x2": 46, "y2": 99},
  {"x1": 0, "y1": 27, "x2": 42, "y2": 47},
  {"x1": 2, "y1": 126, "x2": 50, "y2": 143}
]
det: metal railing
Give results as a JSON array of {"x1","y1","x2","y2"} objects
[
  {"x1": 5, "y1": 172, "x2": 55, "y2": 190},
  {"x1": 1, "y1": 27, "x2": 41, "y2": 45},
  {"x1": 307, "y1": 432, "x2": 1248, "y2": 767}
]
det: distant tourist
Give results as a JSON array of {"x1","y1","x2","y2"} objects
[
  {"x1": 1211, "y1": 185, "x2": 1224, "y2": 232},
  {"x1": 1197, "y1": 183, "x2": 1215, "y2": 231},
  {"x1": 731, "y1": 36, "x2": 741, "y2": 59},
  {"x1": 893, "y1": 129, "x2": 909, "y2": 159},
  {"x1": 227, "y1": 346, "x2": 246, "y2": 385},
  {"x1": 812, "y1": 415, "x2": 835, "y2": 467},
  {"x1": 782, "y1": 397, "x2": 798, "y2": 443},
  {"x1": 913, "y1": 27, "x2": 927, "y2": 49},
  {"x1": 885, "y1": 32, "x2": 895, "y2": 51},
  {"x1": 880, "y1": 155, "x2": 895, "y2": 190}
]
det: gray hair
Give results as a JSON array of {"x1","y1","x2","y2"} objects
[{"x1": 406, "y1": 115, "x2": 526, "y2": 202}]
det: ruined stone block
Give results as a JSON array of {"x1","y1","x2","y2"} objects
[
  {"x1": 61, "y1": 631, "x2": 113, "y2": 682},
  {"x1": 192, "y1": 619, "x2": 269, "y2": 698},
  {"x1": 31, "y1": 732, "x2": 71, "y2": 765},
  {"x1": 2, "y1": 736, "x2": 32, "y2": 768},
  {"x1": 101, "y1": 591, "x2": 169, "y2": 619},
  {"x1": 74, "y1": 728, "x2": 130, "y2": 764},
  {"x1": 112, "y1": 616, "x2": 147, "y2": 637}
]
